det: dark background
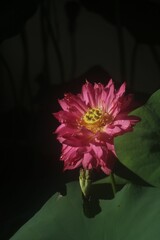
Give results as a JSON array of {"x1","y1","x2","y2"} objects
[{"x1": 1, "y1": 0, "x2": 160, "y2": 239}]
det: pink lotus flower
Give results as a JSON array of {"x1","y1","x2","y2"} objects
[{"x1": 53, "y1": 79, "x2": 140, "y2": 175}]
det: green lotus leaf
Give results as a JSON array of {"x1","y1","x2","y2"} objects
[
  {"x1": 10, "y1": 181, "x2": 160, "y2": 240},
  {"x1": 115, "y1": 89, "x2": 160, "y2": 187}
]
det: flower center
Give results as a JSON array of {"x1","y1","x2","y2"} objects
[
  {"x1": 83, "y1": 108, "x2": 103, "y2": 124},
  {"x1": 80, "y1": 108, "x2": 112, "y2": 133}
]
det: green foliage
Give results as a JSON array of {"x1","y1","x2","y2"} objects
[
  {"x1": 10, "y1": 182, "x2": 160, "y2": 240},
  {"x1": 115, "y1": 89, "x2": 160, "y2": 187}
]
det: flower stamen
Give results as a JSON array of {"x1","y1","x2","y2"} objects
[
  {"x1": 80, "y1": 108, "x2": 112, "y2": 133},
  {"x1": 84, "y1": 108, "x2": 103, "y2": 124}
]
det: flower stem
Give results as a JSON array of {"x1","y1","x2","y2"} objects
[
  {"x1": 79, "y1": 169, "x2": 92, "y2": 198},
  {"x1": 110, "y1": 173, "x2": 116, "y2": 197}
]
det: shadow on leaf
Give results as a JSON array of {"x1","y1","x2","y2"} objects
[
  {"x1": 114, "y1": 160, "x2": 152, "y2": 186},
  {"x1": 82, "y1": 183, "x2": 124, "y2": 218}
]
